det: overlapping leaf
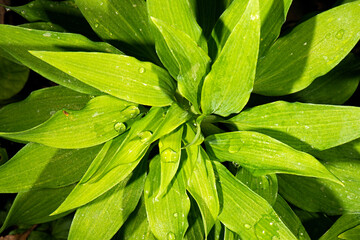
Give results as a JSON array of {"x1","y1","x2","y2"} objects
[
  {"x1": 254, "y1": 1, "x2": 360, "y2": 95},
  {"x1": 30, "y1": 51, "x2": 176, "y2": 106},
  {"x1": 320, "y1": 214, "x2": 360, "y2": 240},
  {"x1": 206, "y1": 131, "x2": 340, "y2": 183},
  {"x1": 0, "y1": 25, "x2": 120, "y2": 94},
  {"x1": 201, "y1": 0, "x2": 260, "y2": 116},
  {"x1": 0, "y1": 95, "x2": 138, "y2": 148},
  {"x1": 226, "y1": 101, "x2": 360, "y2": 151}
]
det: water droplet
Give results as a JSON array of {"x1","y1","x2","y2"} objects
[
  {"x1": 100, "y1": 2, "x2": 104, "y2": 6},
  {"x1": 304, "y1": 125, "x2": 310, "y2": 129},
  {"x1": 114, "y1": 122, "x2": 126, "y2": 133},
  {"x1": 161, "y1": 148, "x2": 178, "y2": 163},
  {"x1": 303, "y1": 42, "x2": 307, "y2": 46},
  {"x1": 336, "y1": 29, "x2": 345, "y2": 39},
  {"x1": 138, "y1": 131, "x2": 153, "y2": 142},
  {"x1": 228, "y1": 144, "x2": 240, "y2": 153},
  {"x1": 254, "y1": 215, "x2": 280, "y2": 239},
  {"x1": 115, "y1": 11, "x2": 119, "y2": 15},
  {"x1": 132, "y1": 4, "x2": 137, "y2": 7},
  {"x1": 42, "y1": 32, "x2": 51, "y2": 37},
  {"x1": 173, "y1": 213, "x2": 178, "y2": 218},
  {"x1": 244, "y1": 223, "x2": 252, "y2": 229},
  {"x1": 94, "y1": 23, "x2": 99, "y2": 28},
  {"x1": 138, "y1": 67, "x2": 146, "y2": 74},
  {"x1": 122, "y1": 106, "x2": 140, "y2": 119},
  {"x1": 167, "y1": 232, "x2": 176, "y2": 240}
]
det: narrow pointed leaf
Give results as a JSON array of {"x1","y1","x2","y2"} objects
[
  {"x1": 53, "y1": 104, "x2": 190, "y2": 214},
  {"x1": 0, "y1": 86, "x2": 91, "y2": 132},
  {"x1": 150, "y1": 18, "x2": 211, "y2": 112},
  {"x1": 0, "y1": 143, "x2": 101, "y2": 193},
  {"x1": 339, "y1": 225, "x2": 360, "y2": 239},
  {"x1": 0, "y1": 25, "x2": 120, "y2": 94},
  {"x1": 147, "y1": 0, "x2": 207, "y2": 52},
  {"x1": 236, "y1": 168, "x2": 278, "y2": 206},
  {"x1": 279, "y1": 139, "x2": 360, "y2": 214},
  {"x1": 0, "y1": 185, "x2": 74, "y2": 233},
  {"x1": 290, "y1": 54, "x2": 360, "y2": 105},
  {"x1": 320, "y1": 214, "x2": 360, "y2": 240},
  {"x1": 0, "y1": 55, "x2": 29, "y2": 100},
  {"x1": 144, "y1": 155, "x2": 190, "y2": 240},
  {"x1": 213, "y1": 162, "x2": 296, "y2": 239},
  {"x1": 158, "y1": 126, "x2": 183, "y2": 197},
  {"x1": 201, "y1": 0, "x2": 260, "y2": 116},
  {"x1": 182, "y1": 147, "x2": 219, "y2": 236},
  {"x1": 75, "y1": 0, "x2": 157, "y2": 61},
  {"x1": 224, "y1": 227, "x2": 240, "y2": 240},
  {"x1": 184, "y1": 198, "x2": 205, "y2": 240},
  {"x1": 19, "y1": 22, "x2": 66, "y2": 32},
  {"x1": 226, "y1": 101, "x2": 360, "y2": 151},
  {"x1": 30, "y1": 51, "x2": 176, "y2": 106},
  {"x1": 254, "y1": 2, "x2": 360, "y2": 96},
  {"x1": 206, "y1": 131, "x2": 340, "y2": 183},
  {"x1": 274, "y1": 195, "x2": 310, "y2": 240},
  {"x1": 0, "y1": 95, "x2": 139, "y2": 148},
  {"x1": 68, "y1": 163, "x2": 146, "y2": 240}
]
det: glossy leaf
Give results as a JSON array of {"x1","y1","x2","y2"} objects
[
  {"x1": 184, "y1": 198, "x2": 205, "y2": 240},
  {"x1": 114, "y1": 198, "x2": 156, "y2": 240},
  {"x1": 338, "y1": 225, "x2": 360, "y2": 239},
  {"x1": 20, "y1": 22, "x2": 66, "y2": 32},
  {"x1": 0, "y1": 55, "x2": 29, "y2": 100},
  {"x1": 236, "y1": 168, "x2": 278, "y2": 206},
  {"x1": 290, "y1": 54, "x2": 360, "y2": 105},
  {"x1": 68, "y1": 162, "x2": 146, "y2": 240},
  {"x1": 213, "y1": 162, "x2": 296, "y2": 239},
  {"x1": 53, "y1": 105, "x2": 190, "y2": 214},
  {"x1": 144, "y1": 155, "x2": 190, "y2": 240},
  {"x1": 75, "y1": 0, "x2": 157, "y2": 61},
  {"x1": 30, "y1": 51, "x2": 175, "y2": 106},
  {"x1": 224, "y1": 227, "x2": 240, "y2": 240},
  {"x1": 201, "y1": 0, "x2": 260, "y2": 116},
  {"x1": 273, "y1": 195, "x2": 310, "y2": 240},
  {"x1": 0, "y1": 25, "x2": 120, "y2": 94},
  {"x1": 147, "y1": 0, "x2": 207, "y2": 51},
  {"x1": 7, "y1": 0, "x2": 95, "y2": 37},
  {"x1": 182, "y1": 147, "x2": 219, "y2": 236},
  {"x1": 226, "y1": 101, "x2": 360, "y2": 151},
  {"x1": 150, "y1": 18, "x2": 211, "y2": 112},
  {"x1": 0, "y1": 185, "x2": 74, "y2": 233},
  {"x1": 0, "y1": 86, "x2": 91, "y2": 132},
  {"x1": 278, "y1": 139, "x2": 360, "y2": 214},
  {"x1": 0, "y1": 95, "x2": 138, "y2": 148},
  {"x1": 320, "y1": 214, "x2": 360, "y2": 240},
  {"x1": 254, "y1": 2, "x2": 360, "y2": 96},
  {"x1": 0, "y1": 143, "x2": 101, "y2": 193},
  {"x1": 206, "y1": 131, "x2": 340, "y2": 183},
  {"x1": 158, "y1": 126, "x2": 183, "y2": 197}
]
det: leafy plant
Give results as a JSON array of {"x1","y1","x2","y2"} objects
[{"x1": 0, "y1": 0, "x2": 360, "y2": 239}]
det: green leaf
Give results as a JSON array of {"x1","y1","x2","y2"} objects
[
  {"x1": 53, "y1": 105, "x2": 190, "y2": 214},
  {"x1": 182, "y1": 147, "x2": 220, "y2": 236},
  {"x1": 0, "y1": 185, "x2": 74, "y2": 233},
  {"x1": 290, "y1": 54, "x2": 360, "y2": 105},
  {"x1": 0, "y1": 147, "x2": 7, "y2": 165},
  {"x1": 273, "y1": 195, "x2": 310, "y2": 240},
  {"x1": 339, "y1": 225, "x2": 360, "y2": 239},
  {"x1": 158, "y1": 126, "x2": 183, "y2": 198},
  {"x1": 320, "y1": 214, "x2": 360, "y2": 240},
  {"x1": 68, "y1": 162, "x2": 146, "y2": 240},
  {"x1": 0, "y1": 25, "x2": 120, "y2": 94},
  {"x1": 278, "y1": 139, "x2": 360, "y2": 214},
  {"x1": 236, "y1": 168, "x2": 278, "y2": 206},
  {"x1": 226, "y1": 101, "x2": 360, "y2": 151},
  {"x1": 0, "y1": 143, "x2": 101, "y2": 193},
  {"x1": 213, "y1": 161, "x2": 296, "y2": 239},
  {"x1": 144, "y1": 155, "x2": 190, "y2": 240},
  {"x1": 114, "y1": 198, "x2": 156, "y2": 240},
  {"x1": 19, "y1": 22, "x2": 66, "y2": 32},
  {"x1": 201, "y1": 0, "x2": 260, "y2": 116},
  {"x1": 184, "y1": 198, "x2": 205, "y2": 240},
  {"x1": 254, "y1": 2, "x2": 360, "y2": 96},
  {"x1": 7, "y1": 0, "x2": 95, "y2": 38},
  {"x1": 206, "y1": 131, "x2": 340, "y2": 183},
  {"x1": 150, "y1": 18, "x2": 211, "y2": 112},
  {"x1": 0, "y1": 55, "x2": 29, "y2": 100},
  {"x1": 0, "y1": 95, "x2": 139, "y2": 148},
  {"x1": 30, "y1": 51, "x2": 176, "y2": 106},
  {"x1": 75, "y1": 0, "x2": 157, "y2": 61},
  {"x1": 224, "y1": 227, "x2": 240, "y2": 240},
  {"x1": 147, "y1": 0, "x2": 207, "y2": 52},
  {"x1": 0, "y1": 86, "x2": 91, "y2": 132}
]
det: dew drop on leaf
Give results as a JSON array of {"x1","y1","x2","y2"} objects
[
  {"x1": 244, "y1": 223, "x2": 252, "y2": 229},
  {"x1": 161, "y1": 148, "x2": 178, "y2": 163},
  {"x1": 335, "y1": 29, "x2": 345, "y2": 39},
  {"x1": 138, "y1": 67, "x2": 146, "y2": 74},
  {"x1": 228, "y1": 145, "x2": 240, "y2": 153},
  {"x1": 167, "y1": 232, "x2": 176, "y2": 240},
  {"x1": 138, "y1": 131, "x2": 153, "y2": 142},
  {"x1": 173, "y1": 212, "x2": 178, "y2": 218},
  {"x1": 114, "y1": 122, "x2": 126, "y2": 133},
  {"x1": 254, "y1": 214, "x2": 280, "y2": 240}
]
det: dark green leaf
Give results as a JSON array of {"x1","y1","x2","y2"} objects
[
  {"x1": 254, "y1": 2, "x2": 360, "y2": 95},
  {"x1": 320, "y1": 214, "x2": 360, "y2": 240},
  {"x1": 338, "y1": 225, "x2": 360, "y2": 239},
  {"x1": 144, "y1": 155, "x2": 190, "y2": 240},
  {"x1": 30, "y1": 51, "x2": 176, "y2": 106}
]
